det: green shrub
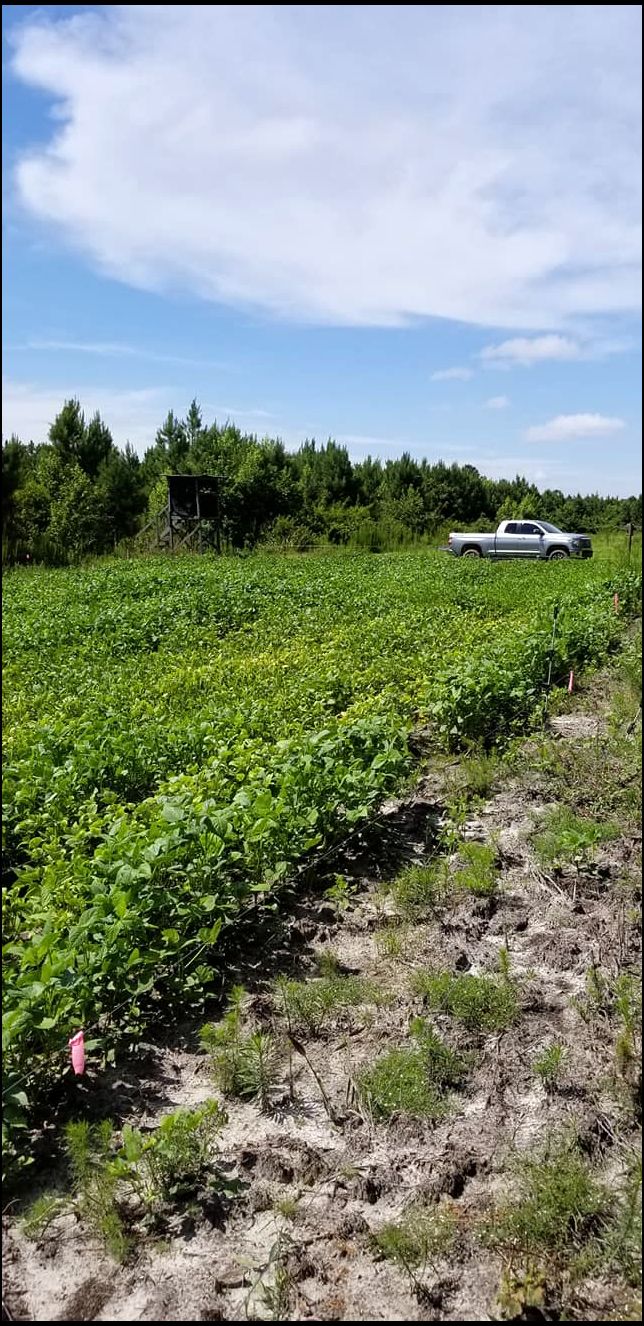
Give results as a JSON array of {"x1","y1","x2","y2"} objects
[
  {"x1": 484, "y1": 1139, "x2": 608, "y2": 1254},
  {"x1": 358, "y1": 1018, "x2": 467, "y2": 1120},
  {"x1": 454, "y1": 840, "x2": 498, "y2": 896},
  {"x1": 390, "y1": 861, "x2": 451, "y2": 918},
  {"x1": 411, "y1": 968, "x2": 518, "y2": 1031},
  {"x1": 533, "y1": 806, "x2": 619, "y2": 867}
]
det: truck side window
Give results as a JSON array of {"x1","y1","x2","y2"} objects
[
  {"x1": 504, "y1": 523, "x2": 518, "y2": 533},
  {"x1": 519, "y1": 523, "x2": 541, "y2": 535}
]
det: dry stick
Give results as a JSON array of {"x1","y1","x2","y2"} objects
[{"x1": 287, "y1": 1033, "x2": 340, "y2": 1125}]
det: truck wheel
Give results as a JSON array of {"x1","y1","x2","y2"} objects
[
  {"x1": 461, "y1": 546, "x2": 482, "y2": 558},
  {"x1": 547, "y1": 548, "x2": 569, "y2": 561}
]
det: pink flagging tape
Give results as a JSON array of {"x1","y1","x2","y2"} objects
[
  {"x1": 69, "y1": 1031, "x2": 85, "y2": 1076},
  {"x1": 614, "y1": 593, "x2": 620, "y2": 613},
  {"x1": 568, "y1": 670, "x2": 575, "y2": 694}
]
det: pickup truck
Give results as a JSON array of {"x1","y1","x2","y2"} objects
[{"x1": 447, "y1": 520, "x2": 593, "y2": 560}]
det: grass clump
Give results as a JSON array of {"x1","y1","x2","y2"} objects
[
  {"x1": 64, "y1": 1119, "x2": 130, "y2": 1260},
  {"x1": 533, "y1": 806, "x2": 619, "y2": 868},
  {"x1": 484, "y1": 1137, "x2": 608, "y2": 1256},
  {"x1": 449, "y1": 750, "x2": 500, "y2": 802},
  {"x1": 371, "y1": 1203, "x2": 458, "y2": 1296},
  {"x1": 374, "y1": 922, "x2": 407, "y2": 958},
  {"x1": 274, "y1": 968, "x2": 388, "y2": 1037},
  {"x1": 22, "y1": 1193, "x2": 66, "y2": 1241},
  {"x1": 390, "y1": 860, "x2": 451, "y2": 918},
  {"x1": 358, "y1": 1018, "x2": 467, "y2": 1120},
  {"x1": 533, "y1": 1042, "x2": 567, "y2": 1092},
  {"x1": 454, "y1": 840, "x2": 498, "y2": 896},
  {"x1": 411, "y1": 968, "x2": 518, "y2": 1031},
  {"x1": 201, "y1": 986, "x2": 282, "y2": 1110}
]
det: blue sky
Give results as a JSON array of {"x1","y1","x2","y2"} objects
[{"x1": 2, "y1": 4, "x2": 642, "y2": 495}]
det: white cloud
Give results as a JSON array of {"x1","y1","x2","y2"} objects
[
  {"x1": 480, "y1": 335, "x2": 581, "y2": 367},
  {"x1": 2, "y1": 378, "x2": 170, "y2": 453},
  {"x1": 486, "y1": 395, "x2": 510, "y2": 409},
  {"x1": 431, "y1": 367, "x2": 473, "y2": 381},
  {"x1": 8, "y1": 5, "x2": 641, "y2": 329},
  {"x1": 17, "y1": 339, "x2": 227, "y2": 369},
  {"x1": 524, "y1": 413, "x2": 626, "y2": 443}
]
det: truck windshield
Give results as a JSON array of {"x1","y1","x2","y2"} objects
[{"x1": 538, "y1": 521, "x2": 561, "y2": 532}]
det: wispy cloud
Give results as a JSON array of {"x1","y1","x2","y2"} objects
[
  {"x1": 431, "y1": 367, "x2": 473, "y2": 382},
  {"x1": 15, "y1": 338, "x2": 227, "y2": 369},
  {"x1": 524, "y1": 413, "x2": 626, "y2": 443},
  {"x1": 480, "y1": 335, "x2": 581, "y2": 368},
  {"x1": 485, "y1": 395, "x2": 510, "y2": 409},
  {"x1": 9, "y1": 5, "x2": 641, "y2": 329},
  {"x1": 2, "y1": 377, "x2": 170, "y2": 452}
]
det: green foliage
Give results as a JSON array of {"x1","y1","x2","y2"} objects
[
  {"x1": 484, "y1": 1138, "x2": 609, "y2": 1254},
  {"x1": 601, "y1": 1154, "x2": 642, "y2": 1287},
  {"x1": 323, "y1": 873, "x2": 358, "y2": 913},
  {"x1": 533, "y1": 806, "x2": 620, "y2": 867},
  {"x1": 22, "y1": 1194, "x2": 66, "y2": 1240},
  {"x1": 411, "y1": 968, "x2": 519, "y2": 1031},
  {"x1": 454, "y1": 840, "x2": 498, "y2": 896},
  {"x1": 28, "y1": 1101, "x2": 231, "y2": 1259},
  {"x1": 358, "y1": 1018, "x2": 467, "y2": 1119},
  {"x1": 371, "y1": 1204, "x2": 458, "y2": 1294},
  {"x1": 274, "y1": 969, "x2": 386, "y2": 1037},
  {"x1": 374, "y1": 923, "x2": 406, "y2": 957},
  {"x1": 115, "y1": 1100, "x2": 227, "y2": 1206},
  {"x1": 449, "y1": 750, "x2": 500, "y2": 801},
  {"x1": 201, "y1": 991, "x2": 281, "y2": 1109},
  {"x1": 533, "y1": 1042, "x2": 567, "y2": 1091},
  {"x1": 2, "y1": 550, "x2": 640, "y2": 1175},
  {"x1": 390, "y1": 860, "x2": 451, "y2": 917},
  {"x1": 64, "y1": 1119, "x2": 129, "y2": 1261}
]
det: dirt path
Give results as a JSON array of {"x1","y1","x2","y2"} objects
[{"x1": 3, "y1": 649, "x2": 641, "y2": 1323}]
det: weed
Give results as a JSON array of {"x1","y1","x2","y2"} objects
[
  {"x1": 375, "y1": 924, "x2": 406, "y2": 957},
  {"x1": 275, "y1": 970, "x2": 387, "y2": 1037},
  {"x1": 116, "y1": 1100, "x2": 227, "y2": 1207},
  {"x1": 64, "y1": 1120, "x2": 129, "y2": 1261},
  {"x1": 200, "y1": 985, "x2": 247, "y2": 1094},
  {"x1": 254, "y1": 1232, "x2": 297, "y2": 1320},
  {"x1": 371, "y1": 1203, "x2": 458, "y2": 1297},
  {"x1": 411, "y1": 968, "x2": 519, "y2": 1031},
  {"x1": 22, "y1": 1194, "x2": 66, "y2": 1240},
  {"x1": 390, "y1": 860, "x2": 451, "y2": 918},
  {"x1": 201, "y1": 989, "x2": 282, "y2": 1108},
  {"x1": 449, "y1": 750, "x2": 500, "y2": 802},
  {"x1": 498, "y1": 945, "x2": 511, "y2": 979},
  {"x1": 533, "y1": 806, "x2": 619, "y2": 868},
  {"x1": 601, "y1": 1153, "x2": 642, "y2": 1287},
  {"x1": 274, "y1": 1195, "x2": 299, "y2": 1220},
  {"x1": 323, "y1": 873, "x2": 358, "y2": 914},
  {"x1": 533, "y1": 1042, "x2": 567, "y2": 1092},
  {"x1": 358, "y1": 1018, "x2": 467, "y2": 1120},
  {"x1": 237, "y1": 1031, "x2": 281, "y2": 1111},
  {"x1": 483, "y1": 1137, "x2": 608, "y2": 1255},
  {"x1": 454, "y1": 840, "x2": 498, "y2": 896}
]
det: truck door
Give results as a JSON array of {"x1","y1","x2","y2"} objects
[
  {"x1": 494, "y1": 522, "x2": 523, "y2": 557},
  {"x1": 516, "y1": 522, "x2": 544, "y2": 556}
]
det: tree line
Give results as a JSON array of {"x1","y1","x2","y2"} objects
[{"x1": 2, "y1": 397, "x2": 641, "y2": 563}]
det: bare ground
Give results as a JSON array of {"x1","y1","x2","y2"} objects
[{"x1": 3, "y1": 652, "x2": 641, "y2": 1323}]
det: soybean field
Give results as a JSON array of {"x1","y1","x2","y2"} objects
[{"x1": 2, "y1": 550, "x2": 640, "y2": 1170}]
